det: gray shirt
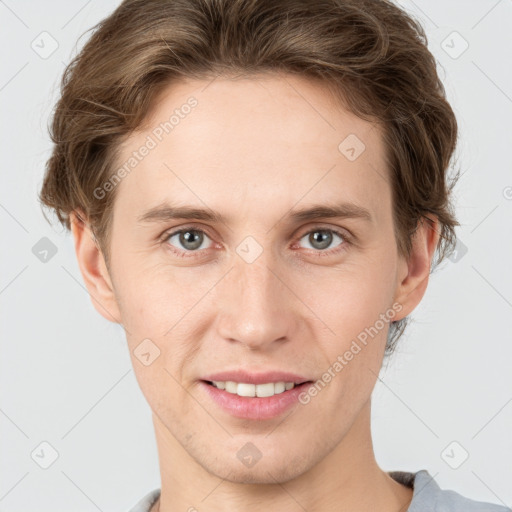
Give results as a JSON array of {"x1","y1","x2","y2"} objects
[{"x1": 128, "y1": 469, "x2": 511, "y2": 511}]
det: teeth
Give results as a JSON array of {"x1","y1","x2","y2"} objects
[{"x1": 211, "y1": 381, "x2": 296, "y2": 397}]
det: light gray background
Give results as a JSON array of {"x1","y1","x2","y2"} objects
[{"x1": 1, "y1": 0, "x2": 511, "y2": 510}]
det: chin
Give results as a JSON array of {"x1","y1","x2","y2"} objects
[
  {"x1": 217, "y1": 463, "x2": 305, "y2": 485},
  {"x1": 200, "y1": 451, "x2": 311, "y2": 485}
]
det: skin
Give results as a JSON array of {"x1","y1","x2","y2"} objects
[{"x1": 70, "y1": 72, "x2": 439, "y2": 512}]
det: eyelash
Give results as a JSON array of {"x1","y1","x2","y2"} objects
[{"x1": 159, "y1": 224, "x2": 353, "y2": 259}]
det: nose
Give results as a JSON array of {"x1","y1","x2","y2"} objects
[{"x1": 214, "y1": 252, "x2": 299, "y2": 352}]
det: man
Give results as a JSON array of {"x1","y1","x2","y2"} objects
[{"x1": 38, "y1": 0, "x2": 509, "y2": 510}]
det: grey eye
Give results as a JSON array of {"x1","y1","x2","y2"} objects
[
  {"x1": 168, "y1": 229, "x2": 212, "y2": 251},
  {"x1": 299, "y1": 229, "x2": 344, "y2": 251}
]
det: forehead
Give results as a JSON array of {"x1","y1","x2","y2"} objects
[{"x1": 112, "y1": 73, "x2": 390, "y2": 228}]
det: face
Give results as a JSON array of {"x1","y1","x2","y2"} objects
[{"x1": 81, "y1": 73, "x2": 427, "y2": 484}]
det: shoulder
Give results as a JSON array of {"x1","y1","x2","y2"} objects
[
  {"x1": 128, "y1": 472, "x2": 511, "y2": 512},
  {"x1": 127, "y1": 488, "x2": 160, "y2": 512},
  {"x1": 389, "y1": 469, "x2": 511, "y2": 512}
]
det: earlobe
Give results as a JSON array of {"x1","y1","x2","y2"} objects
[
  {"x1": 69, "y1": 210, "x2": 122, "y2": 324},
  {"x1": 393, "y1": 216, "x2": 440, "y2": 321}
]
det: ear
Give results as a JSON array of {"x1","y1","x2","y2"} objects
[
  {"x1": 69, "y1": 210, "x2": 122, "y2": 324},
  {"x1": 393, "y1": 215, "x2": 440, "y2": 321}
]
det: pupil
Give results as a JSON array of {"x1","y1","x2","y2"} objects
[
  {"x1": 181, "y1": 230, "x2": 202, "y2": 250},
  {"x1": 311, "y1": 230, "x2": 331, "y2": 250}
]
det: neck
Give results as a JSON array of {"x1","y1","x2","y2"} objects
[{"x1": 150, "y1": 400, "x2": 413, "y2": 512}]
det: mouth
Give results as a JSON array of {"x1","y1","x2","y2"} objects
[
  {"x1": 201, "y1": 379, "x2": 313, "y2": 398},
  {"x1": 199, "y1": 379, "x2": 315, "y2": 420}
]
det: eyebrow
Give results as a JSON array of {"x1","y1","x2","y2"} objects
[{"x1": 136, "y1": 201, "x2": 373, "y2": 225}]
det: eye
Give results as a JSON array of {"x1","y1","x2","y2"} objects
[
  {"x1": 296, "y1": 228, "x2": 348, "y2": 254},
  {"x1": 160, "y1": 225, "x2": 351, "y2": 259},
  {"x1": 162, "y1": 227, "x2": 214, "y2": 257}
]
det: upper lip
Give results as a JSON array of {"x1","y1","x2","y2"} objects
[{"x1": 201, "y1": 370, "x2": 312, "y2": 385}]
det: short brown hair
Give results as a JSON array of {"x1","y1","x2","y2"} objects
[{"x1": 38, "y1": 0, "x2": 460, "y2": 356}]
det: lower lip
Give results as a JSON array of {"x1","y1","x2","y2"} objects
[{"x1": 199, "y1": 381, "x2": 313, "y2": 420}]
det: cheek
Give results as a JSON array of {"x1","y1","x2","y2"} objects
[
  {"x1": 111, "y1": 261, "x2": 206, "y2": 378},
  {"x1": 301, "y1": 271, "x2": 393, "y2": 412},
  {"x1": 296, "y1": 254, "x2": 397, "y2": 386},
  {"x1": 110, "y1": 250, "x2": 180, "y2": 333},
  {"x1": 302, "y1": 259, "x2": 396, "y2": 333}
]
